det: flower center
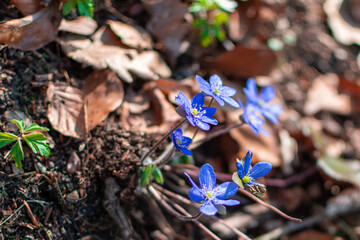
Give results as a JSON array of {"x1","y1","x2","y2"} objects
[
  {"x1": 191, "y1": 108, "x2": 198, "y2": 116},
  {"x1": 242, "y1": 176, "x2": 251, "y2": 184},
  {"x1": 258, "y1": 99, "x2": 265, "y2": 107},
  {"x1": 214, "y1": 88, "x2": 219, "y2": 95},
  {"x1": 206, "y1": 191, "x2": 212, "y2": 199},
  {"x1": 176, "y1": 139, "x2": 182, "y2": 145},
  {"x1": 191, "y1": 107, "x2": 206, "y2": 118}
]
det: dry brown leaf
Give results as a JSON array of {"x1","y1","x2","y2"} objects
[
  {"x1": 13, "y1": 0, "x2": 42, "y2": 16},
  {"x1": 0, "y1": 0, "x2": 62, "y2": 50},
  {"x1": 303, "y1": 73, "x2": 351, "y2": 115},
  {"x1": 47, "y1": 82, "x2": 87, "y2": 139},
  {"x1": 324, "y1": 0, "x2": 360, "y2": 45},
  {"x1": 83, "y1": 69, "x2": 124, "y2": 130},
  {"x1": 204, "y1": 45, "x2": 277, "y2": 78},
  {"x1": 106, "y1": 20, "x2": 153, "y2": 49},
  {"x1": 58, "y1": 32, "x2": 171, "y2": 83},
  {"x1": 142, "y1": 0, "x2": 191, "y2": 66},
  {"x1": 59, "y1": 16, "x2": 97, "y2": 36}
]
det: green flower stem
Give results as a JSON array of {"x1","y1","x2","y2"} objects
[{"x1": 140, "y1": 119, "x2": 187, "y2": 164}]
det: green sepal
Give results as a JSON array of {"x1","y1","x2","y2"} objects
[
  {"x1": 10, "y1": 119, "x2": 25, "y2": 132},
  {"x1": 24, "y1": 123, "x2": 49, "y2": 132},
  {"x1": 153, "y1": 168, "x2": 164, "y2": 185},
  {"x1": 0, "y1": 132, "x2": 18, "y2": 148},
  {"x1": 10, "y1": 139, "x2": 24, "y2": 171},
  {"x1": 24, "y1": 134, "x2": 50, "y2": 157}
]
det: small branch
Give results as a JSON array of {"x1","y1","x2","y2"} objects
[
  {"x1": 140, "y1": 119, "x2": 187, "y2": 164},
  {"x1": 23, "y1": 200, "x2": 39, "y2": 227},
  {"x1": 148, "y1": 185, "x2": 201, "y2": 220},
  {"x1": 237, "y1": 188, "x2": 302, "y2": 222},
  {"x1": 143, "y1": 143, "x2": 175, "y2": 167},
  {"x1": 211, "y1": 216, "x2": 252, "y2": 240}
]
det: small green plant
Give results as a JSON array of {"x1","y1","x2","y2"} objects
[
  {"x1": 140, "y1": 165, "x2": 164, "y2": 187},
  {"x1": 0, "y1": 120, "x2": 50, "y2": 171},
  {"x1": 63, "y1": 0, "x2": 94, "y2": 18},
  {"x1": 189, "y1": 0, "x2": 238, "y2": 47}
]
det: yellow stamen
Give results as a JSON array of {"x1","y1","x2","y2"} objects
[{"x1": 242, "y1": 176, "x2": 250, "y2": 184}]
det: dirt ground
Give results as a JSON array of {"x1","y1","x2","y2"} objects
[{"x1": 1, "y1": 0, "x2": 360, "y2": 239}]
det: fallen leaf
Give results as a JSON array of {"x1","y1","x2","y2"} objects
[
  {"x1": 318, "y1": 155, "x2": 360, "y2": 188},
  {"x1": 0, "y1": 0, "x2": 62, "y2": 50},
  {"x1": 106, "y1": 20, "x2": 153, "y2": 49},
  {"x1": 83, "y1": 69, "x2": 124, "y2": 130},
  {"x1": 324, "y1": 0, "x2": 360, "y2": 45},
  {"x1": 142, "y1": 0, "x2": 191, "y2": 66},
  {"x1": 59, "y1": 16, "x2": 98, "y2": 36},
  {"x1": 13, "y1": 0, "x2": 42, "y2": 16},
  {"x1": 204, "y1": 44, "x2": 277, "y2": 78},
  {"x1": 47, "y1": 82, "x2": 87, "y2": 139},
  {"x1": 58, "y1": 31, "x2": 171, "y2": 83},
  {"x1": 303, "y1": 73, "x2": 351, "y2": 115},
  {"x1": 67, "y1": 151, "x2": 80, "y2": 174}
]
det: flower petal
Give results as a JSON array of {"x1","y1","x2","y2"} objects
[
  {"x1": 196, "y1": 75, "x2": 212, "y2": 95},
  {"x1": 209, "y1": 74, "x2": 223, "y2": 87},
  {"x1": 212, "y1": 95, "x2": 225, "y2": 106},
  {"x1": 181, "y1": 148, "x2": 193, "y2": 156},
  {"x1": 244, "y1": 150, "x2": 253, "y2": 176},
  {"x1": 220, "y1": 86, "x2": 236, "y2": 96},
  {"x1": 262, "y1": 104, "x2": 283, "y2": 123},
  {"x1": 222, "y1": 96, "x2": 240, "y2": 108},
  {"x1": 213, "y1": 199, "x2": 240, "y2": 206},
  {"x1": 249, "y1": 162, "x2": 272, "y2": 180},
  {"x1": 186, "y1": 115, "x2": 196, "y2": 127},
  {"x1": 191, "y1": 93, "x2": 205, "y2": 108},
  {"x1": 212, "y1": 182, "x2": 239, "y2": 199},
  {"x1": 195, "y1": 120, "x2": 210, "y2": 130},
  {"x1": 243, "y1": 78, "x2": 258, "y2": 102},
  {"x1": 199, "y1": 116, "x2": 218, "y2": 125},
  {"x1": 181, "y1": 136, "x2": 192, "y2": 145},
  {"x1": 199, "y1": 163, "x2": 216, "y2": 191},
  {"x1": 184, "y1": 172, "x2": 205, "y2": 202},
  {"x1": 259, "y1": 85, "x2": 275, "y2": 102},
  {"x1": 199, "y1": 200, "x2": 218, "y2": 216},
  {"x1": 236, "y1": 161, "x2": 245, "y2": 179},
  {"x1": 202, "y1": 107, "x2": 217, "y2": 117},
  {"x1": 175, "y1": 106, "x2": 187, "y2": 118}
]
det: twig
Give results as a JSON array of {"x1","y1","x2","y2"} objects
[
  {"x1": 143, "y1": 143, "x2": 175, "y2": 167},
  {"x1": 147, "y1": 185, "x2": 201, "y2": 220},
  {"x1": 254, "y1": 205, "x2": 360, "y2": 240},
  {"x1": 23, "y1": 200, "x2": 39, "y2": 227},
  {"x1": 156, "y1": 187, "x2": 222, "y2": 240},
  {"x1": 140, "y1": 119, "x2": 187, "y2": 164},
  {"x1": 154, "y1": 184, "x2": 251, "y2": 240},
  {"x1": 237, "y1": 187, "x2": 301, "y2": 222}
]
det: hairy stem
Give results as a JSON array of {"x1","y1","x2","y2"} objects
[{"x1": 140, "y1": 119, "x2": 187, "y2": 164}]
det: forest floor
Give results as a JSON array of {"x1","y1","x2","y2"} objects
[{"x1": 1, "y1": 0, "x2": 360, "y2": 239}]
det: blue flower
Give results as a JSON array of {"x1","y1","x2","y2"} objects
[
  {"x1": 196, "y1": 75, "x2": 240, "y2": 108},
  {"x1": 243, "y1": 78, "x2": 283, "y2": 123},
  {"x1": 175, "y1": 92, "x2": 218, "y2": 131},
  {"x1": 234, "y1": 150, "x2": 272, "y2": 187},
  {"x1": 171, "y1": 128, "x2": 192, "y2": 156},
  {"x1": 184, "y1": 163, "x2": 240, "y2": 216},
  {"x1": 238, "y1": 99, "x2": 269, "y2": 136}
]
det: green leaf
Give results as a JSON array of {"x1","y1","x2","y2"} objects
[
  {"x1": 317, "y1": 155, "x2": 360, "y2": 188},
  {"x1": 10, "y1": 119, "x2": 25, "y2": 132},
  {"x1": 24, "y1": 123, "x2": 49, "y2": 132},
  {"x1": 0, "y1": 132, "x2": 18, "y2": 148},
  {"x1": 153, "y1": 168, "x2": 164, "y2": 185},
  {"x1": 189, "y1": 3, "x2": 203, "y2": 12},
  {"x1": 63, "y1": 0, "x2": 77, "y2": 15},
  {"x1": 140, "y1": 165, "x2": 155, "y2": 187},
  {"x1": 10, "y1": 140, "x2": 24, "y2": 171},
  {"x1": 214, "y1": 0, "x2": 238, "y2": 12},
  {"x1": 77, "y1": 0, "x2": 94, "y2": 18},
  {"x1": 24, "y1": 133, "x2": 50, "y2": 157},
  {"x1": 214, "y1": 12, "x2": 229, "y2": 25}
]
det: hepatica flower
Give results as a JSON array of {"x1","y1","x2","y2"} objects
[
  {"x1": 243, "y1": 78, "x2": 283, "y2": 123},
  {"x1": 171, "y1": 128, "x2": 192, "y2": 156},
  {"x1": 196, "y1": 75, "x2": 240, "y2": 108},
  {"x1": 232, "y1": 150, "x2": 272, "y2": 189},
  {"x1": 238, "y1": 99, "x2": 269, "y2": 136},
  {"x1": 184, "y1": 164, "x2": 240, "y2": 216},
  {"x1": 175, "y1": 92, "x2": 218, "y2": 131}
]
